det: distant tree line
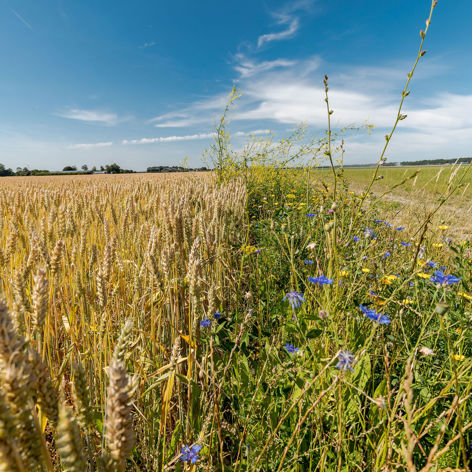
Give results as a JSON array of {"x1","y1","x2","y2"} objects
[
  {"x1": 383, "y1": 157, "x2": 472, "y2": 167},
  {"x1": 0, "y1": 163, "x2": 136, "y2": 176},
  {"x1": 146, "y1": 165, "x2": 208, "y2": 173}
]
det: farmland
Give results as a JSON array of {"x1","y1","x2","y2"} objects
[{"x1": 0, "y1": 166, "x2": 472, "y2": 470}]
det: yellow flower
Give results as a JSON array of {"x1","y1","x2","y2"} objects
[
  {"x1": 459, "y1": 240, "x2": 467, "y2": 246},
  {"x1": 417, "y1": 272, "x2": 431, "y2": 279},
  {"x1": 438, "y1": 225, "x2": 449, "y2": 230},
  {"x1": 453, "y1": 354, "x2": 465, "y2": 362},
  {"x1": 458, "y1": 291, "x2": 472, "y2": 301},
  {"x1": 402, "y1": 298, "x2": 413, "y2": 305},
  {"x1": 286, "y1": 194, "x2": 296, "y2": 199},
  {"x1": 375, "y1": 299, "x2": 386, "y2": 307},
  {"x1": 381, "y1": 275, "x2": 398, "y2": 285},
  {"x1": 241, "y1": 245, "x2": 259, "y2": 255},
  {"x1": 432, "y1": 243, "x2": 443, "y2": 249},
  {"x1": 456, "y1": 327, "x2": 462, "y2": 334},
  {"x1": 338, "y1": 270, "x2": 349, "y2": 277},
  {"x1": 361, "y1": 268, "x2": 371, "y2": 273},
  {"x1": 417, "y1": 259, "x2": 426, "y2": 266}
]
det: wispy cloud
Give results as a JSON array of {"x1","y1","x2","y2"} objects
[
  {"x1": 122, "y1": 129, "x2": 271, "y2": 145},
  {"x1": 122, "y1": 133, "x2": 215, "y2": 145},
  {"x1": 139, "y1": 41, "x2": 156, "y2": 49},
  {"x1": 234, "y1": 55, "x2": 297, "y2": 78},
  {"x1": 257, "y1": 14, "x2": 299, "y2": 48},
  {"x1": 67, "y1": 141, "x2": 113, "y2": 149},
  {"x1": 56, "y1": 108, "x2": 120, "y2": 125},
  {"x1": 10, "y1": 9, "x2": 33, "y2": 31}
]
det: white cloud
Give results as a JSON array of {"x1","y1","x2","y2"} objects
[
  {"x1": 122, "y1": 133, "x2": 215, "y2": 145},
  {"x1": 11, "y1": 9, "x2": 33, "y2": 31},
  {"x1": 234, "y1": 55, "x2": 297, "y2": 78},
  {"x1": 56, "y1": 108, "x2": 120, "y2": 125},
  {"x1": 140, "y1": 41, "x2": 156, "y2": 49},
  {"x1": 67, "y1": 141, "x2": 113, "y2": 149},
  {"x1": 257, "y1": 14, "x2": 299, "y2": 47}
]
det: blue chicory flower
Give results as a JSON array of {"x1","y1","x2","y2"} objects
[
  {"x1": 381, "y1": 252, "x2": 391, "y2": 258},
  {"x1": 374, "y1": 219, "x2": 383, "y2": 223},
  {"x1": 430, "y1": 270, "x2": 461, "y2": 285},
  {"x1": 307, "y1": 213, "x2": 316, "y2": 217},
  {"x1": 353, "y1": 236, "x2": 360, "y2": 242},
  {"x1": 180, "y1": 445, "x2": 202, "y2": 464},
  {"x1": 200, "y1": 318, "x2": 211, "y2": 328},
  {"x1": 213, "y1": 312, "x2": 222, "y2": 319},
  {"x1": 359, "y1": 305, "x2": 391, "y2": 325},
  {"x1": 396, "y1": 226, "x2": 405, "y2": 231},
  {"x1": 284, "y1": 343, "x2": 299, "y2": 354},
  {"x1": 283, "y1": 291, "x2": 305, "y2": 309},
  {"x1": 336, "y1": 350, "x2": 355, "y2": 372},
  {"x1": 304, "y1": 259, "x2": 314, "y2": 265},
  {"x1": 401, "y1": 241, "x2": 412, "y2": 247},
  {"x1": 308, "y1": 275, "x2": 333, "y2": 286}
]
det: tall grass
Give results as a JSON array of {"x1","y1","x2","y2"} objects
[{"x1": 1, "y1": 0, "x2": 472, "y2": 470}]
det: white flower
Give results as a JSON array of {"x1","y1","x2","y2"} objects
[{"x1": 419, "y1": 346, "x2": 435, "y2": 357}]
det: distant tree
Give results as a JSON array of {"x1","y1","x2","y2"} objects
[
  {"x1": 91, "y1": 166, "x2": 97, "y2": 172},
  {"x1": 0, "y1": 163, "x2": 14, "y2": 176},
  {"x1": 81, "y1": 164, "x2": 88, "y2": 171},
  {"x1": 100, "y1": 165, "x2": 105, "y2": 171},
  {"x1": 63, "y1": 165, "x2": 77, "y2": 171},
  {"x1": 16, "y1": 167, "x2": 31, "y2": 176},
  {"x1": 105, "y1": 163, "x2": 122, "y2": 174}
]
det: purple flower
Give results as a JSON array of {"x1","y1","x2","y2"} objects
[
  {"x1": 364, "y1": 228, "x2": 376, "y2": 239},
  {"x1": 381, "y1": 252, "x2": 391, "y2": 258},
  {"x1": 426, "y1": 261, "x2": 437, "y2": 269},
  {"x1": 328, "y1": 209, "x2": 334, "y2": 214},
  {"x1": 180, "y1": 445, "x2": 202, "y2": 464},
  {"x1": 353, "y1": 236, "x2": 360, "y2": 242},
  {"x1": 283, "y1": 291, "x2": 305, "y2": 309},
  {"x1": 284, "y1": 343, "x2": 299, "y2": 354},
  {"x1": 396, "y1": 226, "x2": 405, "y2": 231},
  {"x1": 304, "y1": 259, "x2": 314, "y2": 265},
  {"x1": 306, "y1": 213, "x2": 316, "y2": 217},
  {"x1": 384, "y1": 222, "x2": 393, "y2": 228},
  {"x1": 336, "y1": 350, "x2": 355, "y2": 372},
  {"x1": 308, "y1": 275, "x2": 333, "y2": 286},
  {"x1": 374, "y1": 219, "x2": 383, "y2": 223},
  {"x1": 200, "y1": 318, "x2": 211, "y2": 328},
  {"x1": 401, "y1": 241, "x2": 412, "y2": 247},
  {"x1": 359, "y1": 305, "x2": 391, "y2": 325},
  {"x1": 430, "y1": 270, "x2": 461, "y2": 285},
  {"x1": 213, "y1": 312, "x2": 222, "y2": 319}
]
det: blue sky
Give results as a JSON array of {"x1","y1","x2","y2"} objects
[{"x1": 1, "y1": 0, "x2": 471, "y2": 170}]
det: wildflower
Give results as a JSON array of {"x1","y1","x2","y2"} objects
[
  {"x1": 384, "y1": 222, "x2": 392, "y2": 228},
  {"x1": 283, "y1": 291, "x2": 305, "y2": 309},
  {"x1": 396, "y1": 226, "x2": 405, "y2": 231},
  {"x1": 453, "y1": 354, "x2": 465, "y2": 362},
  {"x1": 338, "y1": 270, "x2": 349, "y2": 277},
  {"x1": 213, "y1": 312, "x2": 222, "y2": 319},
  {"x1": 369, "y1": 290, "x2": 377, "y2": 296},
  {"x1": 318, "y1": 309, "x2": 329, "y2": 319},
  {"x1": 352, "y1": 236, "x2": 360, "y2": 242},
  {"x1": 438, "y1": 225, "x2": 449, "y2": 230},
  {"x1": 432, "y1": 243, "x2": 443, "y2": 249},
  {"x1": 374, "y1": 219, "x2": 383, "y2": 223},
  {"x1": 200, "y1": 318, "x2": 211, "y2": 328},
  {"x1": 286, "y1": 194, "x2": 296, "y2": 199},
  {"x1": 401, "y1": 241, "x2": 412, "y2": 247},
  {"x1": 402, "y1": 298, "x2": 413, "y2": 305},
  {"x1": 245, "y1": 291, "x2": 253, "y2": 300},
  {"x1": 381, "y1": 275, "x2": 398, "y2": 285},
  {"x1": 430, "y1": 270, "x2": 461, "y2": 285},
  {"x1": 419, "y1": 346, "x2": 435, "y2": 357},
  {"x1": 426, "y1": 261, "x2": 437, "y2": 269},
  {"x1": 241, "y1": 245, "x2": 260, "y2": 255},
  {"x1": 336, "y1": 350, "x2": 355, "y2": 372},
  {"x1": 306, "y1": 213, "x2": 316, "y2": 217},
  {"x1": 306, "y1": 242, "x2": 316, "y2": 250},
  {"x1": 364, "y1": 228, "x2": 376, "y2": 239},
  {"x1": 328, "y1": 209, "x2": 334, "y2": 214},
  {"x1": 381, "y1": 252, "x2": 391, "y2": 258},
  {"x1": 180, "y1": 445, "x2": 202, "y2": 464},
  {"x1": 284, "y1": 343, "x2": 299, "y2": 354},
  {"x1": 304, "y1": 260, "x2": 314, "y2": 265},
  {"x1": 359, "y1": 305, "x2": 391, "y2": 325},
  {"x1": 308, "y1": 275, "x2": 333, "y2": 285},
  {"x1": 417, "y1": 272, "x2": 431, "y2": 279},
  {"x1": 458, "y1": 291, "x2": 472, "y2": 301},
  {"x1": 361, "y1": 268, "x2": 371, "y2": 273}
]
